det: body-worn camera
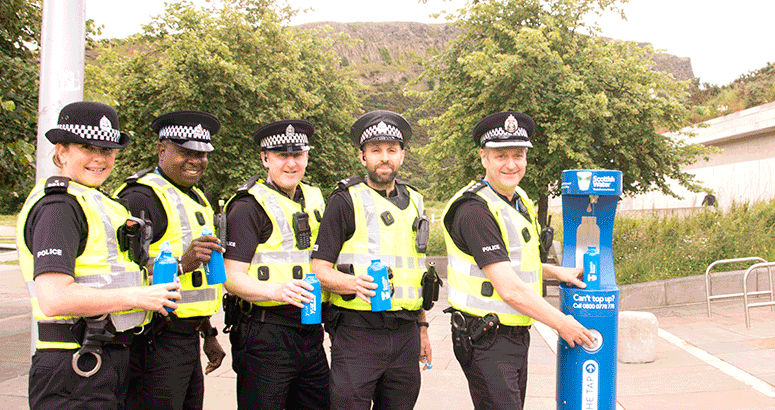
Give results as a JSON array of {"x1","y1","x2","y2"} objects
[{"x1": 292, "y1": 211, "x2": 311, "y2": 249}]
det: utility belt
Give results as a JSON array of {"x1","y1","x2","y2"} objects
[
  {"x1": 37, "y1": 316, "x2": 140, "y2": 378},
  {"x1": 222, "y1": 294, "x2": 319, "y2": 333},
  {"x1": 37, "y1": 321, "x2": 135, "y2": 347},
  {"x1": 327, "y1": 306, "x2": 418, "y2": 330},
  {"x1": 132, "y1": 314, "x2": 204, "y2": 356},
  {"x1": 147, "y1": 314, "x2": 204, "y2": 335},
  {"x1": 444, "y1": 308, "x2": 530, "y2": 366}
]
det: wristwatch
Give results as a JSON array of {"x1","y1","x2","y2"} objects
[
  {"x1": 417, "y1": 321, "x2": 429, "y2": 328},
  {"x1": 200, "y1": 327, "x2": 218, "y2": 338}
]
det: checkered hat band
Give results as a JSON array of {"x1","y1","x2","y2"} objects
[
  {"x1": 260, "y1": 132, "x2": 309, "y2": 149},
  {"x1": 480, "y1": 127, "x2": 529, "y2": 146},
  {"x1": 360, "y1": 123, "x2": 403, "y2": 144},
  {"x1": 57, "y1": 124, "x2": 121, "y2": 143},
  {"x1": 158, "y1": 125, "x2": 211, "y2": 141}
]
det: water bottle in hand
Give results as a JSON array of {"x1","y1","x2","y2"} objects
[
  {"x1": 201, "y1": 226, "x2": 227, "y2": 285},
  {"x1": 153, "y1": 241, "x2": 178, "y2": 312}
]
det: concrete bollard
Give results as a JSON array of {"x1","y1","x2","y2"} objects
[{"x1": 618, "y1": 311, "x2": 658, "y2": 363}]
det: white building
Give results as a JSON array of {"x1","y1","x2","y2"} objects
[{"x1": 551, "y1": 101, "x2": 775, "y2": 214}]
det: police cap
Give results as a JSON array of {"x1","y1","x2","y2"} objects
[
  {"x1": 151, "y1": 110, "x2": 221, "y2": 153},
  {"x1": 473, "y1": 111, "x2": 534, "y2": 149},
  {"x1": 45, "y1": 101, "x2": 131, "y2": 149},
  {"x1": 253, "y1": 119, "x2": 313, "y2": 152},
  {"x1": 350, "y1": 110, "x2": 411, "y2": 148}
]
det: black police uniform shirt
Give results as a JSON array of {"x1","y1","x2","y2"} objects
[
  {"x1": 223, "y1": 180, "x2": 307, "y2": 324},
  {"x1": 444, "y1": 190, "x2": 519, "y2": 269},
  {"x1": 311, "y1": 180, "x2": 419, "y2": 321},
  {"x1": 24, "y1": 193, "x2": 89, "y2": 278},
  {"x1": 117, "y1": 168, "x2": 209, "y2": 243}
]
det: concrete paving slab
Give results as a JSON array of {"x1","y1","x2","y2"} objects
[
  {"x1": 718, "y1": 348, "x2": 775, "y2": 377},
  {"x1": 618, "y1": 388, "x2": 775, "y2": 410},
  {"x1": 698, "y1": 340, "x2": 761, "y2": 355}
]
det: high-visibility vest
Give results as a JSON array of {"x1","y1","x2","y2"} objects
[
  {"x1": 115, "y1": 169, "x2": 221, "y2": 318},
  {"x1": 226, "y1": 177, "x2": 326, "y2": 307},
  {"x1": 330, "y1": 177, "x2": 426, "y2": 311},
  {"x1": 18, "y1": 177, "x2": 151, "y2": 349},
  {"x1": 442, "y1": 181, "x2": 542, "y2": 326}
]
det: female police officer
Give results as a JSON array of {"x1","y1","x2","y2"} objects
[{"x1": 16, "y1": 101, "x2": 181, "y2": 410}]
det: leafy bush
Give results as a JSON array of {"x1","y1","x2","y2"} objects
[{"x1": 613, "y1": 200, "x2": 775, "y2": 285}]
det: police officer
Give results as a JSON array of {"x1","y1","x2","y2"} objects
[
  {"x1": 222, "y1": 119, "x2": 328, "y2": 410},
  {"x1": 17, "y1": 101, "x2": 181, "y2": 410},
  {"x1": 115, "y1": 110, "x2": 226, "y2": 410},
  {"x1": 442, "y1": 111, "x2": 595, "y2": 410},
  {"x1": 311, "y1": 110, "x2": 432, "y2": 410}
]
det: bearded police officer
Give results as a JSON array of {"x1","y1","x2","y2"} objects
[
  {"x1": 116, "y1": 110, "x2": 226, "y2": 410},
  {"x1": 442, "y1": 111, "x2": 595, "y2": 410},
  {"x1": 311, "y1": 110, "x2": 433, "y2": 410},
  {"x1": 18, "y1": 102, "x2": 181, "y2": 410},
  {"x1": 222, "y1": 120, "x2": 329, "y2": 410}
]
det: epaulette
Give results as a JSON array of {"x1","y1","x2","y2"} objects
[
  {"x1": 236, "y1": 174, "x2": 263, "y2": 194},
  {"x1": 44, "y1": 176, "x2": 70, "y2": 195},
  {"x1": 463, "y1": 180, "x2": 488, "y2": 196},
  {"x1": 337, "y1": 176, "x2": 364, "y2": 189},
  {"x1": 124, "y1": 167, "x2": 155, "y2": 184}
]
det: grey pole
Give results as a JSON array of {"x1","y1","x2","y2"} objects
[
  {"x1": 32, "y1": 0, "x2": 86, "y2": 354},
  {"x1": 35, "y1": 0, "x2": 85, "y2": 181}
]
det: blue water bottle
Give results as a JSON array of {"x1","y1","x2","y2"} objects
[
  {"x1": 201, "y1": 226, "x2": 227, "y2": 285},
  {"x1": 583, "y1": 246, "x2": 601, "y2": 290},
  {"x1": 153, "y1": 241, "x2": 178, "y2": 312},
  {"x1": 301, "y1": 272, "x2": 322, "y2": 325},
  {"x1": 368, "y1": 259, "x2": 392, "y2": 312}
]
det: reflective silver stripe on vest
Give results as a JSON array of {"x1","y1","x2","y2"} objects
[
  {"x1": 113, "y1": 310, "x2": 147, "y2": 331},
  {"x1": 448, "y1": 286, "x2": 524, "y2": 316},
  {"x1": 251, "y1": 250, "x2": 312, "y2": 265},
  {"x1": 147, "y1": 173, "x2": 193, "y2": 249},
  {"x1": 181, "y1": 288, "x2": 218, "y2": 304},
  {"x1": 252, "y1": 184, "x2": 295, "y2": 251},
  {"x1": 26, "y1": 269, "x2": 145, "y2": 297},
  {"x1": 356, "y1": 188, "x2": 381, "y2": 255},
  {"x1": 477, "y1": 188, "x2": 538, "y2": 284},
  {"x1": 393, "y1": 285, "x2": 421, "y2": 300},
  {"x1": 337, "y1": 253, "x2": 426, "y2": 271},
  {"x1": 448, "y1": 254, "x2": 487, "y2": 279}
]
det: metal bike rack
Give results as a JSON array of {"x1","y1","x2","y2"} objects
[
  {"x1": 705, "y1": 257, "x2": 767, "y2": 317},
  {"x1": 743, "y1": 262, "x2": 775, "y2": 328}
]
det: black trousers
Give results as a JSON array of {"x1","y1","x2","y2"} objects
[
  {"x1": 29, "y1": 346, "x2": 131, "y2": 410},
  {"x1": 230, "y1": 318, "x2": 330, "y2": 410},
  {"x1": 457, "y1": 326, "x2": 531, "y2": 410},
  {"x1": 126, "y1": 328, "x2": 204, "y2": 410},
  {"x1": 329, "y1": 322, "x2": 421, "y2": 410}
]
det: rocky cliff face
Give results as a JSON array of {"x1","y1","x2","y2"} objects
[{"x1": 297, "y1": 21, "x2": 694, "y2": 86}]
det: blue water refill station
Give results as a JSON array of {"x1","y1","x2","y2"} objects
[{"x1": 556, "y1": 169, "x2": 622, "y2": 410}]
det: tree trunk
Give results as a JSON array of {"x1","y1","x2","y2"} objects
[{"x1": 537, "y1": 193, "x2": 549, "y2": 229}]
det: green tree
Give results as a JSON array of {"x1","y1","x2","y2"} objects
[
  {"x1": 88, "y1": 0, "x2": 362, "y2": 201},
  {"x1": 0, "y1": 0, "x2": 40, "y2": 212},
  {"x1": 414, "y1": 0, "x2": 711, "y2": 225}
]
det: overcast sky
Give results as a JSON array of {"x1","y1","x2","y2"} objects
[{"x1": 84, "y1": 0, "x2": 775, "y2": 86}]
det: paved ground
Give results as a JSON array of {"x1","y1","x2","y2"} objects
[{"x1": 2, "y1": 221, "x2": 775, "y2": 409}]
